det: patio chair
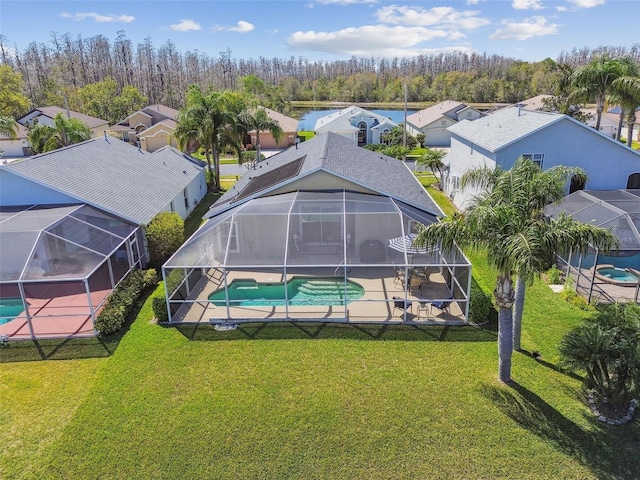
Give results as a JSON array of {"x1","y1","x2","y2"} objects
[
  {"x1": 392, "y1": 296, "x2": 412, "y2": 316},
  {"x1": 394, "y1": 267, "x2": 406, "y2": 286},
  {"x1": 430, "y1": 298, "x2": 452, "y2": 318}
]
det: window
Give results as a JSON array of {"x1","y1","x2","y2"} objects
[
  {"x1": 357, "y1": 122, "x2": 367, "y2": 146},
  {"x1": 380, "y1": 129, "x2": 391, "y2": 145},
  {"x1": 183, "y1": 187, "x2": 189, "y2": 209},
  {"x1": 170, "y1": 201, "x2": 175, "y2": 213},
  {"x1": 522, "y1": 153, "x2": 544, "y2": 167},
  {"x1": 466, "y1": 111, "x2": 473, "y2": 118},
  {"x1": 440, "y1": 120, "x2": 447, "y2": 126},
  {"x1": 627, "y1": 173, "x2": 640, "y2": 189}
]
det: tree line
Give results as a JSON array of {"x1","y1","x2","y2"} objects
[{"x1": 1, "y1": 31, "x2": 639, "y2": 112}]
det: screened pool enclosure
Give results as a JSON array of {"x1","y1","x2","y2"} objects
[
  {"x1": 163, "y1": 191, "x2": 472, "y2": 325},
  {"x1": 0, "y1": 204, "x2": 141, "y2": 340}
]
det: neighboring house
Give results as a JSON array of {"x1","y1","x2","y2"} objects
[
  {"x1": 406, "y1": 100, "x2": 483, "y2": 147},
  {"x1": 110, "y1": 104, "x2": 179, "y2": 152},
  {"x1": 314, "y1": 106, "x2": 397, "y2": 146},
  {"x1": 163, "y1": 132, "x2": 472, "y2": 327},
  {"x1": 581, "y1": 107, "x2": 620, "y2": 138},
  {"x1": 0, "y1": 123, "x2": 29, "y2": 158},
  {"x1": 607, "y1": 105, "x2": 640, "y2": 140},
  {"x1": 246, "y1": 107, "x2": 299, "y2": 149},
  {"x1": 444, "y1": 106, "x2": 640, "y2": 209},
  {"x1": 18, "y1": 106, "x2": 110, "y2": 138}
]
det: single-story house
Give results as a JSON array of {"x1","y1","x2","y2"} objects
[
  {"x1": 18, "y1": 106, "x2": 110, "y2": 138},
  {"x1": 110, "y1": 104, "x2": 180, "y2": 152},
  {"x1": 0, "y1": 136, "x2": 206, "y2": 341},
  {"x1": 444, "y1": 106, "x2": 640, "y2": 209},
  {"x1": 314, "y1": 106, "x2": 397, "y2": 146},
  {"x1": 246, "y1": 107, "x2": 299, "y2": 149},
  {"x1": 406, "y1": 100, "x2": 483, "y2": 147},
  {"x1": 162, "y1": 132, "x2": 472, "y2": 326},
  {"x1": 0, "y1": 122, "x2": 29, "y2": 159}
]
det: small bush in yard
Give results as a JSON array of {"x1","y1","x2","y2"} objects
[
  {"x1": 469, "y1": 282, "x2": 493, "y2": 325},
  {"x1": 146, "y1": 212, "x2": 184, "y2": 268},
  {"x1": 152, "y1": 295, "x2": 169, "y2": 323},
  {"x1": 95, "y1": 269, "x2": 158, "y2": 335},
  {"x1": 547, "y1": 264, "x2": 563, "y2": 284}
]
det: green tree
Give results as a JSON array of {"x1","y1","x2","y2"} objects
[
  {"x1": 26, "y1": 113, "x2": 92, "y2": 154},
  {"x1": 0, "y1": 115, "x2": 18, "y2": 139},
  {"x1": 415, "y1": 159, "x2": 617, "y2": 382},
  {"x1": 609, "y1": 60, "x2": 640, "y2": 145},
  {"x1": 239, "y1": 106, "x2": 283, "y2": 162},
  {"x1": 175, "y1": 85, "x2": 234, "y2": 192},
  {"x1": 417, "y1": 149, "x2": 446, "y2": 186},
  {"x1": 0, "y1": 64, "x2": 30, "y2": 117},
  {"x1": 146, "y1": 211, "x2": 184, "y2": 268},
  {"x1": 571, "y1": 54, "x2": 625, "y2": 131},
  {"x1": 77, "y1": 79, "x2": 147, "y2": 125},
  {"x1": 461, "y1": 158, "x2": 617, "y2": 352}
]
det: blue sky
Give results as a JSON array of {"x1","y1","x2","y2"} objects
[{"x1": 0, "y1": 0, "x2": 636, "y2": 62}]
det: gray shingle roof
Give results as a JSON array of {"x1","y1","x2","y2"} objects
[
  {"x1": 19, "y1": 106, "x2": 109, "y2": 129},
  {"x1": 5, "y1": 137, "x2": 205, "y2": 225},
  {"x1": 406, "y1": 100, "x2": 465, "y2": 129},
  {"x1": 208, "y1": 132, "x2": 442, "y2": 218},
  {"x1": 448, "y1": 107, "x2": 563, "y2": 152},
  {"x1": 314, "y1": 105, "x2": 396, "y2": 133}
]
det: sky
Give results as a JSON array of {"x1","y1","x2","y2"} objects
[{"x1": 0, "y1": 0, "x2": 636, "y2": 63}]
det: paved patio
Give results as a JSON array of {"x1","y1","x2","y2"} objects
[{"x1": 169, "y1": 267, "x2": 468, "y2": 326}]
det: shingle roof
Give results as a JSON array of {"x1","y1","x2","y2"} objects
[
  {"x1": 406, "y1": 100, "x2": 465, "y2": 129},
  {"x1": 448, "y1": 107, "x2": 563, "y2": 152},
  {"x1": 254, "y1": 107, "x2": 298, "y2": 133},
  {"x1": 20, "y1": 106, "x2": 109, "y2": 129},
  {"x1": 314, "y1": 105, "x2": 396, "y2": 133},
  {"x1": 4, "y1": 137, "x2": 205, "y2": 225},
  {"x1": 207, "y1": 132, "x2": 442, "y2": 218}
]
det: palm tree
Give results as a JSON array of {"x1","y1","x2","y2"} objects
[
  {"x1": 417, "y1": 149, "x2": 447, "y2": 187},
  {"x1": 415, "y1": 161, "x2": 617, "y2": 382},
  {"x1": 571, "y1": 54, "x2": 624, "y2": 131},
  {"x1": 0, "y1": 115, "x2": 17, "y2": 139},
  {"x1": 175, "y1": 86, "x2": 233, "y2": 192},
  {"x1": 26, "y1": 114, "x2": 92, "y2": 154},
  {"x1": 240, "y1": 107, "x2": 283, "y2": 162},
  {"x1": 609, "y1": 63, "x2": 640, "y2": 146}
]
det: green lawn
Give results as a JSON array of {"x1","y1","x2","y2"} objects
[{"x1": 2, "y1": 179, "x2": 640, "y2": 479}]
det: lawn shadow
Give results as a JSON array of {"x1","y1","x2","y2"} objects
[
  {"x1": 481, "y1": 381, "x2": 640, "y2": 480},
  {"x1": 171, "y1": 320, "x2": 497, "y2": 343}
]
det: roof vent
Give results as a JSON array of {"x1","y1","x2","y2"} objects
[{"x1": 183, "y1": 170, "x2": 187, "y2": 174}]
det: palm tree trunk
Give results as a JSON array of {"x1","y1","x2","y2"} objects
[
  {"x1": 627, "y1": 113, "x2": 636, "y2": 148},
  {"x1": 512, "y1": 274, "x2": 526, "y2": 351},
  {"x1": 616, "y1": 111, "x2": 624, "y2": 141},
  {"x1": 494, "y1": 273, "x2": 515, "y2": 383},
  {"x1": 212, "y1": 143, "x2": 221, "y2": 192},
  {"x1": 255, "y1": 130, "x2": 261, "y2": 163},
  {"x1": 595, "y1": 97, "x2": 604, "y2": 131}
]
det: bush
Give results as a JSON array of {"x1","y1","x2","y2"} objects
[
  {"x1": 415, "y1": 133, "x2": 425, "y2": 146},
  {"x1": 469, "y1": 283, "x2": 493, "y2": 325},
  {"x1": 560, "y1": 286, "x2": 595, "y2": 311},
  {"x1": 547, "y1": 264, "x2": 563, "y2": 284},
  {"x1": 95, "y1": 269, "x2": 158, "y2": 335},
  {"x1": 152, "y1": 295, "x2": 169, "y2": 323},
  {"x1": 240, "y1": 150, "x2": 265, "y2": 164},
  {"x1": 146, "y1": 211, "x2": 184, "y2": 268}
]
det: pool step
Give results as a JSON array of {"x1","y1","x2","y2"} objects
[{"x1": 297, "y1": 280, "x2": 361, "y2": 296}]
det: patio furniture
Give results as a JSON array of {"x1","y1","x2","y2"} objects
[
  {"x1": 417, "y1": 301, "x2": 429, "y2": 319},
  {"x1": 394, "y1": 267, "x2": 406, "y2": 286},
  {"x1": 430, "y1": 298, "x2": 452, "y2": 318},
  {"x1": 392, "y1": 296, "x2": 412, "y2": 316}
]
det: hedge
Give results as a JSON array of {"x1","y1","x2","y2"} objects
[
  {"x1": 468, "y1": 282, "x2": 493, "y2": 325},
  {"x1": 95, "y1": 269, "x2": 158, "y2": 335}
]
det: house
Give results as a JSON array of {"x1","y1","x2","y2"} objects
[
  {"x1": 0, "y1": 122, "x2": 29, "y2": 159},
  {"x1": 581, "y1": 107, "x2": 620, "y2": 138},
  {"x1": 313, "y1": 106, "x2": 397, "y2": 146},
  {"x1": 162, "y1": 132, "x2": 471, "y2": 326},
  {"x1": 514, "y1": 95, "x2": 552, "y2": 112},
  {"x1": 246, "y1": 107, "x2": 299, "y2": 149},
  {"x1": 444, "y1": 107, "x2": 640, "y2": 209},
  {"x1": 0, "y1": 135, "x2": 207, "y2": 242},
  {"x1": 110, "y1": 104, "x2": 179, "y2": 152},
  {"x1": 406, "y1": 100, "x2": 483, "y2": 147},
  {"x1": 0, "y1": 136, "x2": 206, "y2": 341},
  {"x1": 18, "y1": 106, "x2": 110, "y2": 138}
]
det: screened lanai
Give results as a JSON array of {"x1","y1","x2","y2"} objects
[
  {"x1": 163, "y1": 190, "x2": 472, "y2": 325},
  {"x1": 0, "y1": 204, "x2": 141, "y2": 341},
  {"x1": 546, "y1": 189, "x2": 640, "y2": 303}
]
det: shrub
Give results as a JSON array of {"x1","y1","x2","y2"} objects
[
  {"x1": 240, "y1": 150, "x2": 265, "y2": 165},
  {"x1": 152, "y1": 295, "x2": 169, "y2": 323},
  {"x1": 416, "y1": 133, "x2": 425, "y2": 146},
  {"x1": 146, "y1": 211, "x2": 184, "y2": 268},
  {"x1": 95, "y1": 269, "x2": 158, "y2": 335},
  {"x1": 547, "y1": 264, "x2": 563, "y2": 284},
  {"x1": 560, "y1": 286, "x2": 595, "y2": 311},
  {"x1": 469, "y1": 282, "x2": 493, "y2": 325}
]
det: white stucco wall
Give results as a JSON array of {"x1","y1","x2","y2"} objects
[{"x1": 164, "y1": 172, "x2": 208, "y2": 220}]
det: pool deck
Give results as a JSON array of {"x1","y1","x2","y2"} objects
[{"x1": 169, "y1": 267, "x2": 468, "y2": 326}]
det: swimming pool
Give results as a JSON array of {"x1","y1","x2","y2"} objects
[
  {"x1": 208, "y1": 277, "x2": 365, "y2": 307},
  {"x1": 0, "y1": 298, "x2": 25, "y2": 325}
]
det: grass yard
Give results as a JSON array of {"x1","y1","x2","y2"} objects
[{"x1": 3, "y1": 175, "x2": 640, "y2": 479}]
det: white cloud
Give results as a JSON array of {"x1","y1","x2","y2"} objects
[
  {"x1": 375, "y1": 5, "x2": 490, "y2": 30},
  {"x1": 228, "y1": 20, "x2": 255, "y2": 33},
  {"x1": 467, "y1": 0, "x2": 482, "y2": 4},
  {"x1": 568, "y1": 0, "x2": 605, "y2": 7},
  {"x1": 288, "y1": 24, "x2": 469, "y2": 57},
  {"x1": 512, "y1": 0, "x2": 544, "y2": 10},
  {"x1": 489, "y1": 16, "x2": 560, "y2": 40},
  {"x1": 556, "y1": 5, "x2": 568, "y2": 11},
  {"x1": 170, "y1": 19, "x2": 202, "y2": 32},
  {"x1": 60, "y1": 12, "x2": 134, "y2": 23}
]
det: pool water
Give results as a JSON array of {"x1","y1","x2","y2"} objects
[
  {"x1": 0, "y1": 298, "x2": 25, "y2": 325},
  {"x1": 208, "y1": 277, "x2": 365, "y2": 307},
  {"x1": 597, "y1": 267, "x2": 639, "y2": 283}
]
